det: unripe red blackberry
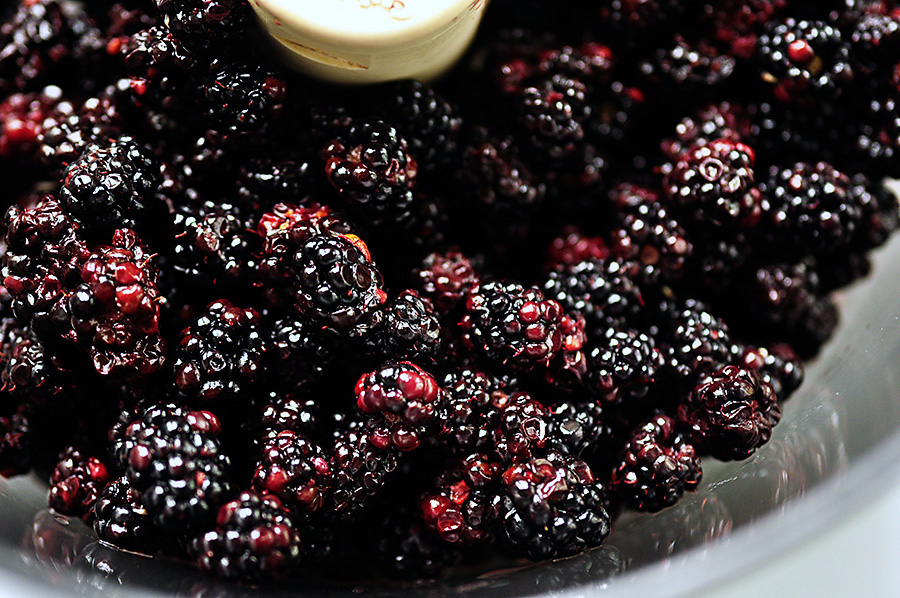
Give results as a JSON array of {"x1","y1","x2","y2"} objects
[
  {"x1": 47, "y1": 446, "x2": 111, "y2": 520},
  {"x1": 415, "y1": 250, "x2": 480, "y2": 315},
  {"x1": 611, "y1": 414, "x2": 702, "y2": 512},
  {"x1": 493, "y1": 392, "x2": 549, "y2": 465}
]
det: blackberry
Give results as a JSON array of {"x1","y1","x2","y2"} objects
[
  {"x1": 414, "y1": 250, "x2": 480, "y2": 316},
  {"x1": 703, "y1": 0, "x2": 788, "y2": 59},
  {"x1": 846, "y1": 12, "x2": 900, "y2": 79},
  {"x1": 493, "y1": 392, "x2": 549, "y2": 465},
  {"x1": 2, "y1": 196, "x2": 90, "y2": 343},
  {"x1": 640, "y1": 36, "x2": 736, "y2": 91},
  {"x1": 323, "y1": 120, "x2": 418, "y2": 226},
  {"x1": 660, "y1": 299, "x2": 741, "y2": 387},
  {"x1": 254, "y1": 393, "x2": 320, "y2": 454},
  {"x1": 534, "y1": 43, "x2": 616, "y2": 85},
  {"x1": 760, "y1": 162, "x2": 862, "y2": 254},
  {"x1": 1, "y1": 322, "x2": 72, "y2": 399},
  {"x1": 258, "y1": 204, "x2": 386, "y2": 335},
  {"x1": 757, "y1": 18, "x2": 853, "y2": 103},
  {"x1": 266, "y1": 317, "x2": 337, "y2": 394},
  {"x1": 198, "y1": 61, "x2": 287, "y2": 140},
  {"x1": 236, "y1": 157, "x2": 318, "y2": 213},
  {"x1": 38, "y1": 94, "x2": 122, "y2": 174},
  {"x1": 69, "y1": 229, "x2": 165, "y2": 377},
  {"x1": 496, "y1": 453, "x2": 610, "y2": 561},
  {"x1": 461, "y1": 280, "x2": 566, "y2": 372},
  {"x1": 738, "y1": 261, "x2": 838, "y2": 357},
  {"x1": 0, "y1": 405, "x2": 33, "y2": 477},
  {"x1": 661, "y1": 101, "x2": 752, "y2": 162},
  {"x1": 355, "y1": 362, "x2": 444, "y2": 451},
  {"x1": 168, "y1": 199, "x2": 260, "y2": 291},
  {"x1": 611, "y1": 414, "x2": 702, "y2": 512},
  {"x1": 372, "y1": 504, "x2": 460, "y2": 580},
  {"x1": 380, "y1": 80, "x2": 462, "y2": 170},
  {"x1": 191, "y1": 491, "x2": 303, "y2": 583},
  {"x1": 518, "y1": 75, "x2": 591, "y2": 161},
  {"x1": 678, "y1": 365, "x2": 781, "y2": 460},
  {"x1": 47, "y1": 446, "x2": 111, "y2": 520},
  {"x1": 853, "y1": 92, "x2": 900, "y2": 174},
  {"x1": 545, "y1": 401, "x2": 610, "y2": 458},
  {"x1": 328, "y1": 417, "x2": 402, "y2": 520},
  {"x1": 740, "y1": 344, "x2": 804, "y2": 400},
  {"x1": 154, "y1": 0, "x2": 253, "y2": 56},
  {"x1": 600, "y1": 0, "x2": 687, "y2": 33},
  {"x1": 367, "y1": 291, "x2": 441, "y2": 362},
  {"x1": 253, "y1": 430, "x2": 331, "y2": 515},
  {"x1": 608, "y1": 184, "x2": 693, "y2": 284},
  {"x1": 545, "y1": 228, "x2": 609, "y2": 271},
  {"x1": 122, "y1": 403, "x2": 234, "y2": 532},
  {"x1": 173, "y1": 299, "x2": 266, "y2": 406},
  {"x1": 664, "y1": 139, "x2": 762, "y2": 231},
  {"x1": 420, "y1": 453, "x2": 501, "y2": 546},
  {"x1": 542, "y1": 258, "x2": 643, "y2": 336},
  {"x1": 850, "y1": 173, "x2": 900, "y2": 250},
  {"x1": 92, "y1": 476, "x2": 156, "y2": 550},
  {"x1": 588, "y1": 328, "x2": 662, "y2": 405},
  {"x1": 434, "y1": 369, "x2": 507, "y2": 456},
  {"x1": 0, "y1": 86, "x2": 63, "y2": 161},
  {"x1": 59, "y1": 137, "x2": 163, "y2": 238}
]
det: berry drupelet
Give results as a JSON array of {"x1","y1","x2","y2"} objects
[
  {"x1": 611, "y1": 414, "x2": 702, "y2": 512},
  {"x1": 251, "y1": 430, "x2": 331, "y2": 518},
  {"x1": 47, "y1": 446, "x2": 112, "y2": 520},
  {"x1": 59, "y1": 136, "x2": 163, "y2": 238},
  {"x1": 191, "y1": 491, "x2": 303, "y2": 583},
  {"x1": 121, "y1": 403, "x2": 234, "y2": 533},
  {"x1": 92, "y1": 476, "x2": 156, "y2": 551},
  {"x1": 355, "y1": 362, "x2": 444, "y2": 451},
  {"x1": 173, "y1": 299, "x2": 266, "y2": 406},
  {"x1": 496, "y1": 452, "x2": 610, "y2": 561},
  {"x1": 420, "y1": 453, "x2": 501, "y2": 546},
  {"x1": 678, "y1": 365, "x2": 781, "y2": 460},
  {"x1": 461, "y1": 280, "x2": 566, "y2": 372},
  {"x1": 323, "y1": 120, "x2": 418, "y2": 226}
]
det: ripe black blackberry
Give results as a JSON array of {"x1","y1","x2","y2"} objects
[
  {"x1": 121, "y1": 403, "x2": 234, "y2": 532},
  {"x1": 355, "y1": 362, "x2": 444, "y2": 451},
  {"x1": 661, "y1": 101, "x2": 752, "y2": 163},
  {"x1": 380, "y1": 80, "x2": 462, "y2": 171},
  {"x1": 0, "y1": 0, "x2": 91, "y2": 95},
  {"x1": 542, "y1": 258, "x2": 643, "y2": 336},
  {"x1": 1, "y1": 321, "x2": 72, "y2": 399},
  {"x1": 757, "y1": 18, "x2": 853, "y2": 103},
  {"x1": 659, "y1": 299, "x2": 741, "y2": 387},
  {"x1": 191, "y1": 491, "x2": 303, "y2": 583},
  {"x1": 420, "y1": 453, "x2": 501, "y2": 546},
  {"x1": 740, "y1": 344, "x2": 804, "y2": 400},
  {"x1": 433, "y1": 369, "x2": 507, "y2": 456},
  {"x1": 678, "y1": 365, "x2": 781, "y2": 460},
  {"x1": 461, "y1": 280, "x2": 566, "y2": 372},
  {"x1": 518, "y1": 75, "x2": 591, "y2": 161},
  {"x1": 328, "y1": 416, "x2": 402, "y2": 521},
  {"x1": 546, "y1": 401, "x2": 610, "y2": 458},
  {"x1": 367, "y1": 291, "x2": 441, "y2": 362},
  {"x1": 588, "y1": 328, "x2": 662, "y2": 405},
  {"x1": 496, "y1": 452, "x2": 610, "y2": 561},
  {"x1": 846, "y1": 12, "x2": 900, "y2": 80},
  {"x1": 154, "y1": 0, "x2": 253, "y2": 56},
  {"x1": 236, "y1": 157, "x2": 318, "y2": 214},
  {"x1": 253, "y1": 430, "x2": 331, "y2": 515},
  {"x1": 258, "y1": 204, "x2": 386, "y2": 335},
  {"x1": 608, "y1": 184, "x2": 693, "y2": 285},
  {"x1": 323, "y1": 120, "x2": 418, "y2": 226},
  {"x1": 59, "y1": 136, "x2": 163, "y2": 238},
  {"x1": 198, "y1": 61, "x2": 287, "y2": 141},
  {"x1": 172, "y1": 299, "x2": 266, "y2": 406},
  {"x1": 168, "y1": 199, "x2": 260, "y2": 291},
  {"x1": 737, "y1": 261, "x2": 838, "y2": 357},
  {"x1": 665, "y1": 139, "x2": 762, "y2": 231},
  {"x1": 414, "y1": 250, "x2": 480, "y2": 316},
  {"x1": 760, "y1": 162, "x2": 862, "y2": 254},
  {"x1": 266, "y1": 317, "x2": 337, "y2": 394},
  {"x1": 611, "y1": 414, "x2": 701, "y2": 512},
  {"x1": 38, "y1": 94, "x2": 122, "y2": 174},
  {"x1": 47, "y1": 446, "x2": 112, "y2": 520},
  {"x1": 849, "y1": 173, "x2": 900, "y2": 250},
  {"x1": 92, "y1": 476, "x2": 156, "y2": 550},
  {"x1": 599, "y1": 0, "x2": 687, "y2": 34},
  {"x1": 853, "y1": 92, "x2": 900, "y2": 175},
  {"x1": 253, "y1": 393, "x2": 320, "y2": 455},
  {"x1": 0, "y1": 405, "x2": 33, "y2": 477},
  {"x1": 68, "y1": 229, "x2": 166, "y2": 378},
  {"x1": 2, "y1": 196, "x2": 89, "y2": 344},
  {"x1": 640, "y1": 36, "x2": 736, "y2": 92},
  {"x1": 492, "y1": 392, "x2": 550, "y2": 465}
]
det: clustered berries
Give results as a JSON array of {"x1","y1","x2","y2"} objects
[{"x1": 1, "y1": 0, "x2": 898, "y2": 588}]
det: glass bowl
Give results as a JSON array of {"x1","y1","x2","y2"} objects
[{"x1": 3, "y1": 202, "x2": 900, "y2": 598}]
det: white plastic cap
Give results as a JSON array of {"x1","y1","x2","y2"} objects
[{"x1": 250, "y1": 0, "x2": 489, "y2": 84}]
